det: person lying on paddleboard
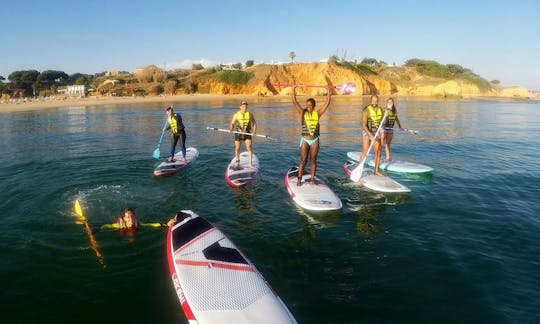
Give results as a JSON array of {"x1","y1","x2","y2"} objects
[
  {"x1": 381, "y1": 98, "x2": 403, "y2": 162},
  {"x1": 95, "y1": 208, "x2": 177, "y2": 233},
  {"x1": 359, "y1": 95, "x2": 384, "y2": 176},
  {"x1": 229, "y1": 101, "x2": 257, "y2": 168},
  {"x1": 164, "y1": 106, "x2": 187, "y2": 163},
  {"x1": 292, "y1": 85, "x2": 332, "y2": 186}
]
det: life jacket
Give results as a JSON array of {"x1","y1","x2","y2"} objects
[
  {"x1": 116, "y1": 216, "x2": 139, "y2": 233},
  {"x1": 384, "y1": 109, "x2": 397, "y2": 128},
  {"x1": 168, "y1": 113, "x2": 184, "y2": 134},
  {"x1": 365, "y1": 105, "x2": 383, "y2": 131},
  {"x1": 235, "y1": 111, "x2": 251, "y2": 132},
  {"x1": 302, "y1": 109, "x2": 320, "y2": 137}
]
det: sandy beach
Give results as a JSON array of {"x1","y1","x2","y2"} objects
[{"x1": 0, "y1": 94, "x2": 265, "y2": 113}]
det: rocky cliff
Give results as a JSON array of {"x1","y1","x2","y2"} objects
[{"x1": 193, "y1": 63, "x2": 530, "y2": 99}]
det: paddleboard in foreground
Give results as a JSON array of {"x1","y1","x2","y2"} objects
[
  {"x1": 153, "y1": 147, "x2": 199, "y2": 177},
  {"x1": 167, "y1": 210, "x2": 297, "y2": 324},
  {"x1": 343, "y1": 161, "x2": 411, "y2": 193},
  {"x1": 284, "y1": 166, "x2": 342, "y2": 212},
  {"x1": 346, "y1": 151, "x2": 433, "y2": 174},
  {"x1": 225, "y1": 151, "x2": 260, "y2": 188}
]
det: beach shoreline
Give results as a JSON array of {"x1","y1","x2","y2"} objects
[{"x1": 1, "y1": 93, "x2": 536, "y2": 113}]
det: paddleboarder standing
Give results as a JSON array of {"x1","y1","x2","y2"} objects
[
  {"x1": 164, "y1": 106, "x2": 187, "y2": 162},
  {"x1": 381, "y1": 97, "x2": 403, "y2": 161},
  {"x1": 229, "y1": 101, "x2": 257, "y2": 168},
  {"x1": 292, "y1": 85, "x2": 332, "y2": 186},
  {"x1": 359, "y1": 95, "x2": 384, "y2": 176}
]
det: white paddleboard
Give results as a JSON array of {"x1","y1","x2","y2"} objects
[
  {"x1": 167, "y1": 210, "x2": 297, "y2": 324},
  {"x1": 347, "y1": 151, "x2": 433, "y2": 174},
  {"x1": 225, "y1": 152, "x2": 260, "y2": 188},
  {"x1": 343, "y1": 161, "x2": 411, "y2": 193},
  {"x1": 153, "y1": 147, "x2": 199, "y2": 177},
  {"x1": 284, "y1": 166, "x2": 342, "y2": 212}
]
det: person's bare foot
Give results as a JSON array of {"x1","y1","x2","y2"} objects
[{"x1": 375, "y1": 171, "x2": 383, "y2": 176}]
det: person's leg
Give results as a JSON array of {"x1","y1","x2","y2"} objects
[
  {"x1": 178, "y1": 129, "x2": 187, "y2": 160},
  {"x1": 169, "y1": 134, "x2": 179, "y2": 162},
  {"x1": 298, "y1": 139, "x2": 310, "y2": 186},
  {"x1": 234, "y1": 140, "x2": 241, "y2": 166},
  {"x1": 359, "y1": 132, "x2": 370, "y2": 163},
  {"x1": 373, "y1": 138, "x2": 383, "y2": 176},
  {"x1": 309, "y1": 139, "x2": 319, "y2": 185},
  {"x1": 385, "y1": 131, "x2": 393, "y2": 161},
  {"x1": 245, "y1": 138, "x2": 253, "y2": 167}
]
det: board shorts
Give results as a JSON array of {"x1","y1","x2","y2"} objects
[
  {"x1": 383, "y1": 127, "x2": 394, "y2": 134},
  {"x1": 235, "y1": 133, "x2": 252, "y2": 141}
]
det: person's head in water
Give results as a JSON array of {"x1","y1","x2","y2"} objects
[
  {"x1": 306, "y1": 98, "x2": 316, "y2": 111},
  {"x1": 122, "y1": 208, "x2": 137, "y2": 228}
]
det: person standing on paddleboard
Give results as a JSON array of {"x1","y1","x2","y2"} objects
[
  {"x1": 229, "y1": 101, "x2": 257, "y2": 168},
  {"x1": 381, "y1": 98, "x2": 403, "y2": 162},
  {"x1": 164, "y1": 106, "x2": 187, "y2": 162},
  {"x1": 359, "y1": 95, "x2": 384, "y2": 176},
  {"x1": 292, "y1": 85, "x2": 332, "y2": 186}
]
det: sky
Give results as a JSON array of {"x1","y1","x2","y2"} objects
[{"x1": 2, "y1": 0, "x2": 539, "y2": 90}]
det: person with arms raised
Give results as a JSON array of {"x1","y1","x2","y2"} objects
[{"x1": 292, "y1": 85, "x2": 332, "y2": 186}]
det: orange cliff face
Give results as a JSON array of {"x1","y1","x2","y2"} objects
[{"x1": 193, "y1": 63, "x2": 530, "y2": 99}]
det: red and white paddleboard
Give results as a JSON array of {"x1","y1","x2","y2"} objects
[
  {"x1": 284, "y1": 166, "x2": 342, "y2": 212},
  {"x1": 225, "y1": 151, "x2": 260, "y2": 188},
  {"x1": 167, "y1": 210, "x2": 297, "y2": 324},
  {"x1": 153, "y1": 147, "x2": 199, "y2": 177}
]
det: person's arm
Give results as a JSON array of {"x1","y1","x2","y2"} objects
[
  {"x1": 317, "y1": 88, "x2": 332, "y2": 117},
  {"x1": 250, "y1": 114, "x2": 257, "y2": 135},
  {"x1": 361, "y1": 108, "x2": 374, "y2": 141},
  {"x1": 100, "y1": 223, "x2": 120, "y2": 230},
  {"x1": 395, "y1": 109, "x2": 403, "y2": 129},
  {"x1": 291, "y1": 86, "x2": 303, "y2": 115},
  {"x1": 229, "y1": 113, "x2": 237, "y2": 132}
]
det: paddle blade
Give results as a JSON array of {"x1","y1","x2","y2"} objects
[
  {"x1": 74, "y1": 200, "x2": 85, "y2": 220},
  {"x1": 336, "y1": 82, "x2": 356, "y2": 94},
  {"x1": 350, "y1": 164, "x2": 363, "y2": 182},
  {"x1": 152, "y1": 147, "x2": 161, "y2": 159}
]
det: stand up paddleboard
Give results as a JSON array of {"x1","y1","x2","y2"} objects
[
  {"x1": 167, "y1": 210, "x2": 297, "y2": 324},
  {"x1": 347, "y1": 151, "x2": 433, "y2": 174},
  {"x1": 343, "y1": 161, "x2": 411, "y2": 193},
  {"x1": 284, "y1": 167, "x2": 342, "y2": 212},
  {"x1": 225, "y1": 152, "x2": 260, "y2": 188},
  {"x1": 153, "y1": 147, "x2": 199, "y2": 177}
]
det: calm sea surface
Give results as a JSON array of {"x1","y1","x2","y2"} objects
[{"x1": 1, "y1": 98, "x2": 539, "y2": 323}]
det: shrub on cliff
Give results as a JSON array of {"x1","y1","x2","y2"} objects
[{"x1": 218, "y1": 70, "x2": 253, "y2": 86}]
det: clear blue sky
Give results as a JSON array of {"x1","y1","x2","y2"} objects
[{"x1": 2, "y1": 0, "x2": 539, "y2": 90}]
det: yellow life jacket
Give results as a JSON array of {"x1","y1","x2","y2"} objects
[
  {"x1": 168, "y1": 115, "x2": 179, "y2": 134},
  {"x1": 366, "y1": 105, "x2": 383, "y2": 130},
  {"x1": 302, "y1": 109, "x2": 320, "y2": 137},
  {"x1": 235, "y1": 111, "x2": 251, "y2": 132},
  {"x1": 385, "y1": 109, "x2": 397, "y2": 128}
]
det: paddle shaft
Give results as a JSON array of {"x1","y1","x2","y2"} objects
[
  {"x1": 351, "y1": 109, "x2": 389, "y2": 181},
  {"x1": 157, "y1": 119, "x2": 168, "y2": 147},
  {"x1": 74, "y1": 200, "x2": 105, "y2": 266},
  {"x1": 206, "y1": 127, "x2": 274, "y2": 140}
]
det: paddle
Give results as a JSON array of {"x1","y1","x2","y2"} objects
[
  {"x1": 269, "y1": 82, "x2": 356, "y2": 94},
  {"x1": 152, "y1": 119, "x2": 168, "y2": 159},
  {"x1": 350, "y1": 109, "x2": 390, "y2": 182},
  {"x1": 206, "y1": 126, "x2": 274, "y2": 140},
  {"x1": 74, "y1": 200, "x2": 105, "y2": 267}
]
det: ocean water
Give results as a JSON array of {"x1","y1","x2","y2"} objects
[{"x1": 1, "y1": 98, "x2": 539, "y2": 323}]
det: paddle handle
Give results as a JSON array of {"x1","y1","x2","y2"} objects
[
  {"x1": 402, "y1": 128, "x2": 418, "y2": 134},
  {"x1": 206, "y1": 127, "x2": 274, "y2": 140}
]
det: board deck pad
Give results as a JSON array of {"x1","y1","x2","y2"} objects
[
  {"x1": 346, "y1": 151, "x2": 433, "y2": 174},
  {"x1": 167, "y1": 210, "x2": 297, "y2": 323},
  {"x1": 343, "y1": 161, "x2": 411, "y2": 193},
  {"x1": 284, "y1": 167, "x2": 342, "y2": 212},
  {"x1": 225, "y1": 152, "x2": 260, "y2": 188},
  {"x1": 153, "y1": 147, "x2": 199, "y2": 177}
]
